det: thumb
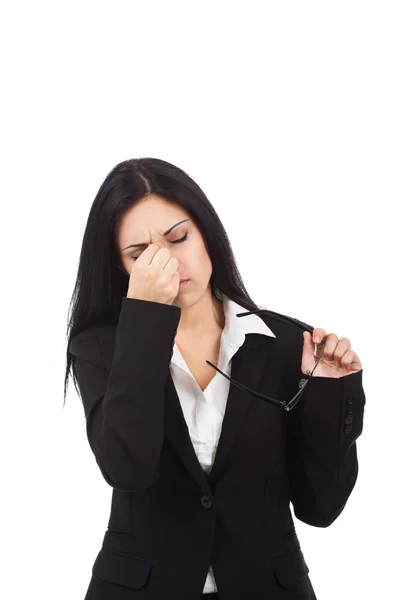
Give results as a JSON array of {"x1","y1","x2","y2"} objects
[{"x1": 302, "y1": 331, "x2": 316, "y2": 357}]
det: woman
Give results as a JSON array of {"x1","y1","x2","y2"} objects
[{"x1": 64, "y1": 157, "x2": 366, "y2": 600}]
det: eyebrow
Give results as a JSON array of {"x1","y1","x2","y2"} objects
[{"x1": 121, "y1": 218, "x2": 191, "y2": 252}]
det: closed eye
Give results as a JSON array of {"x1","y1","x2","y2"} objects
[
  {"x1": 131, "y1": 232, "x2": 188, "y2": 260},
  {"x1": 171, "y1": 232, "x2": 188, "y2": 245}
]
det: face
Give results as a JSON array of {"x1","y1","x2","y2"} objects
[{"x1": 114, "y1": 194, "x2": 214, "y2": 305}]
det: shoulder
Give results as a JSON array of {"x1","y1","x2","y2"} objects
[
  {"x1": 255, "y1": 307, "x2": 314, "y2": 344},
  {"x1": 251, "y1": 307, "x2": 314, "y2": 388}
]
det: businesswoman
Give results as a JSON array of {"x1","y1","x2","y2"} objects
[{"x1": 64, "y1": 157, "x2": 366, "y2": 600}]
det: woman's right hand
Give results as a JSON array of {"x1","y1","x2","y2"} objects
[{"x1": 126, "y1": 243, "x2": 181, "y2": 306}]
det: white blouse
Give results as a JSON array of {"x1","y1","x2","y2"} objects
[{"x1": 169, "y1": 294, "x2": 276, "y2": 594}]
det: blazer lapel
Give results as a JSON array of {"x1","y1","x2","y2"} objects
[{"x1": 164, "y1": 333, "x2": 272, "y2": 496}]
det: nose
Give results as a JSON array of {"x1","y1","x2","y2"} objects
[{"x1": 151, "y1": 237, "x2": 168, "y2": 249}]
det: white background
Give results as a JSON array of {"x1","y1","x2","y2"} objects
[{"x1": 1, "y1": 2, "x2": 416, "y2": 599}]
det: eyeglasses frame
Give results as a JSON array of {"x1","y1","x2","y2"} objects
[{"x1": 205, "y1": 306, "x2": 326, "y2": 412}]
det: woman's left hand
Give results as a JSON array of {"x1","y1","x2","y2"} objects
[{"x1": 301, "y1": 329, "x2": 363, "y2": 378}]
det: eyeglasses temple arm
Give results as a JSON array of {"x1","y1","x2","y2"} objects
[{"x1": 205, "y1": 360, "x2": 285, "y2": 408}]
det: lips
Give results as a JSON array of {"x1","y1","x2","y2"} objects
[{"x1": 179, "y1": 279, "x2": 190, "y2": 290}]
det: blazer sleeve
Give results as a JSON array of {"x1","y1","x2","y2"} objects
[
  {"x1": 68, "y1": 296, "x2": 181, "y2": 492},
  {"x1": 285, "y1": 324, "x2": 366, "y2": 527}
]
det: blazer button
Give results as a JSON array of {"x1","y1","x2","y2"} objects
[
  {"x1": 347, "y1": 407, "x2": 353, "y2": 414},
  {"x1": 345, "y1": 396, "x2": 354, "y2": 405},
  {"x1": 345, "y1": 416, "x2": 354, "y2": 425},
  {"x1": 201, "y1": 495, "x2": 213, "y2": 509},
  {"x1": 344, "y1": 425, "x2": 353, "y2": 434}
]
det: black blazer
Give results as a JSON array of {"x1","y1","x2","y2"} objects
[{"x1": 69, "y1": 296, "x2": 366, "y2": 600}]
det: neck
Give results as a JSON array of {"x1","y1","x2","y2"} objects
[{"x1": 176, "y1": 288, "x2": 225, "y2": 338}]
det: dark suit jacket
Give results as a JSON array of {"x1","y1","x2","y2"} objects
[{"x1": 69, "y1": 296, "x2": 366, "y2": 600}]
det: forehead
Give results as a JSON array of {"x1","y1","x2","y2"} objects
[{"x1": 115, "y1": 196, "x2": 191, "y2": 246}]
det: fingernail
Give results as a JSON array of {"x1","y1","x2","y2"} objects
[{"x1": 314, "y1": 336, "x2": 320, "y2": 343}]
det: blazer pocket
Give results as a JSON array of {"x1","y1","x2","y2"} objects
[
  {"x1": 92, "y1": 547, "x2": 153, "y2": 589},
  {"x1": 271, "y1": 546, "x2": 310, "y2": 588}
]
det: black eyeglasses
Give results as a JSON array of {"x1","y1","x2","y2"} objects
[{"x1": 206, "y1": 306, "x2": 326, "y2": 412}]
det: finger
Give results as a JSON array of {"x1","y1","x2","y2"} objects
[
  {"x1": 303, "y1": 331, "x2": 316, "y2": 353},
  {"x1": 350, "y1": 351, "x2": 363, "y2": 369},
  {"x1": 302, "y1": 332, "x2": 317, "y2": 373},
  {"x1": 340, "y1": 349, "x2": 355, "y2": 369},
  {"x1": 321, "y1": 333, "x2": 338, "y2": 361},
  {"x1": 312, "y1": 328, "x2": 327, "y2": 344},
  {"x1": 139, "y1": 243, "x2": 165, "y2": 267},
  {"x1": 334, "y1": 337, "x2": 351, "y2": 367},
  {"x1": 341, "y1": 349, "x2": 363, "y2": 370}
]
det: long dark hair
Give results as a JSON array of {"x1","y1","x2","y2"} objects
[{"x1": 64, "y1": 157, "x2": 261, "y2": 406}]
